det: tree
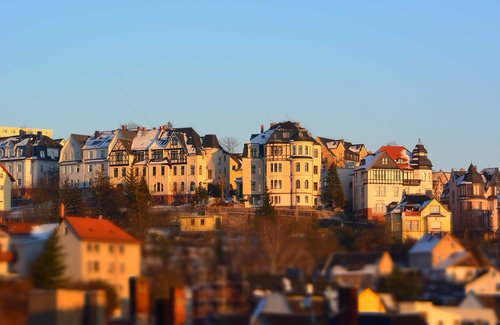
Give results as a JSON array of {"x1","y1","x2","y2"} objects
[
  {"x1": 258, "y1": 188, "x2": 276, "y2": 218},
  {"x1": 90, "y1": 168, "x2": 123, "y2": 220},
  {"x1": 31, "y1": 169, "x2": 60, "y2": 222},
  {"x1": 220, "y1": 137, "x2": 241, "y2": 153},
  {"x1": 322, "y1": 163, "x2": 345, "y2": 209},
  {"x1": 191, "y1": 183, "x2": 208, "y2": 206},
  {"x1": 380, "y1": 267, "x2": 423, "y2": 301},
  {"x1": 59, "y1": 178, "x2": 83, "y2": 216},
  {"x1": 123, "y1": 167, "x2": 152, "y2": 238},
  {"x1": 30, "y1": 231, "x2": 66, "y2": 289}
]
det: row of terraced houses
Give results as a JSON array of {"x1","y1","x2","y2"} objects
[{"x1": 1, "y1": 122, "x2": 499, "y2": 238}]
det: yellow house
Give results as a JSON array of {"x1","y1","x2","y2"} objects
[
  {"x1": 387, "y1": 195, "x2": 452, "y2": 241},
  {"x1": 180, "y1": 214, "x2": 222, "y2": 232},
  {"x1": 358, "y1": 288, "x2": 388, "y2": 313},
  {"x1": 0, "y1": 163, "x2": 15, "y2": 212},
  {"x1": 56, "y1": 216, "x2": 141, "y2": 317},
  {"x1": 409, "y1": 233, "x2": 465, "y2": 271}
]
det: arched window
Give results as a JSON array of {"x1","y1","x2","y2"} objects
[
  {"x1": 296, "y1": 179, "x2": 301, "y2": 189},
  {"x1": 304, "y1": 180, "x2": 309, "y2": 189}
]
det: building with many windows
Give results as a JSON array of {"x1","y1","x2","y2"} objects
[
  {"x1": 316, "y1": 137, "x2": 368, "y2": 168},
  {"x1": 59, "y1": 134, "x2": 90, "y2": 189},
  {"x1": 0, "y1": 131, "x2": 61, "y2": 197},
  {"x1": 352, "y1": 142, "x2": 433, "y2": 222},
  {"x1": 242, "y1": 121, "x2": 322, "y2": 208},
  {"x1": 441, "y1": 164, "x2": 500, "y2": 236}
]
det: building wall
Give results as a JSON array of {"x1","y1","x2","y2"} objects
[
  {"x1": 0, "y1": 169, "x2": 12, "y2": 211},
  {"x1": 0, "y1": 126, "x2": 53, "y2": 138},
  {"x1": 465, "y1": 267, "x2": 500, "y2": 295},
  {"x1": 358, "y1": 288, "x2": 387, "y2": 313},
  {"x1": 180, "y1": 215, "x2": 221, "y2": 232},
  {"x1": 59, "y1": 136, "x2": 86, "y2": 188}
]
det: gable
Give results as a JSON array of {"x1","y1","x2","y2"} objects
[{"x1": 369, "y1": 151, "x2": 400, "y2": 170}]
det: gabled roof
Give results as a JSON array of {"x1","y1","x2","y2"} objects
[
  {"x1": 377, "y1": 146, "x2": 412, "y2": 169},
  {"x1": 323, "y1": 251, "x2": 387, "y2": 272},
  {"x1": 71, "y1": 134, "x2": 91, "y2": 148},
  {"x1": 0, "y1": 162, "x2": 15, "y2": 182},
  {"x1": 201, "y1": 134, "x2": 222, "y2": 149},
  {"x1": 63, "y1": 216, "x2": 140, "y2": 244},
  {"x1": 131, "y1": 128, "x2": 160, "y2": 151},
  {"x1": 463, "y1": 164, "x2": 484, "y2": 185}
]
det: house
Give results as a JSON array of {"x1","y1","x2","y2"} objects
[
  {"x1": 0, "y1": 126, "x2": 53, "y2": 138},
  {"x1": 408, "y1": 233, "x2": 465, "y2": 271},
  {"x1": 460, "y1": 291, "x2": 500, "y2": 320},
  {"x1": 432, "y1": 171, "x2": 450, "y2": 200},
  {"x1": 399, "y1": 300, "x2": 498, "y2": 325},
  {"x1": 56, "y1": 216, "x2": 141, "y2": 317},
  {"x1": 465, "y1": 267, "x2": 500, "y2": 295},
  {"x1": 179, "y1": 214, "x2": 222, "y2": 232},
  {"x1": 242, "y1": 122, "x2": 322, "y2": 208},
  {"x1": 441, "y1": 164, "x2": 500, "y2": 236},
  {"x1": 108, "y1": 137, "x2": 134, "y2": 186},
  {"x1": 0, "y1": 131, "x2": 61, "y2": 197},
  {"x1": 352, "y1": 142, "x2": 434, "y2": 222},
  {"x1": 201, "y1": 134, "x2": 231, "y2": 196},
  {"x1": 59, "y1": 134, "x2": 90, "y2": 189},
  {"x1": 322, "y1": 251, "x2": 394, "y2": 288},
  {"x1": 387, "y1": 194, "x2": 452, "y2": 241},
  {"x1": 0, "y1": 162, "x2": 15, "y2": 212},
  {"x1": 358, "y1": 287, "x2": 391, "y2": 313},
  {"x1": 316, "y1": 137, "x2": 368, "y2": 168},
  {"x1": 229, "y1": 154, "x2": 243, "y2": 198}
]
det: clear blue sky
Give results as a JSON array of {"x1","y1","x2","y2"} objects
[{"x1": 2, "y1": 1, "x2": 499, "y2": 171}]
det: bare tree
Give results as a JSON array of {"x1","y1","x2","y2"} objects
[{"x1": 220, "y1": 137, "x2": 241, "y2": 153}]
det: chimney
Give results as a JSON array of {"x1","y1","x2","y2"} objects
[
  {"x1": 36, "y1": 131, "x2": 42, "y2": 140},
  {"x1": 59, "y1": 203, "x2": 65, "y2": 218},
  {"x1": 19, "y1": 130, "x2": 26, "y2": 136},
  {"x1": 121, "y1": 124, "x2": 126, "y2": 131},
  {"x1": 338, "y1": 288, "x2": 359, "y2": 325},
  {"x1": 260, "y1": 124, "x2": 264, "y2": 133},
  {"x1": 94, "y1": 130, "x2": 100, "y2": 138}
]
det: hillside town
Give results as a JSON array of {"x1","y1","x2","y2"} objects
[{"x1": 0, "y1": 123, "x2": 499, "y2": 325}]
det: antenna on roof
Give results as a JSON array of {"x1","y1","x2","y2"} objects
[{"x1": 418, "y1": 138, "x2": 422, "y2": 144}]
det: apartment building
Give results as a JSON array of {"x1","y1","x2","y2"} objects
[
  {"x1": 441, "y1": 164, "x2": 500, "y2": 236},
  {"x1": 0, "y1": 131, "x2": 61, "y2": 196},
  {"x1": 242, "y1": 121, "x2": 322, "y2": 208},
  {"x1": 316, "y1": 137, "x2": 368, "y2": 168},
  {"x1": 352, "y1": 142, "x2": 433, "y2": 222},
  {"x1": 59, "y1": 134, "x2": 90, "y2": 188}
]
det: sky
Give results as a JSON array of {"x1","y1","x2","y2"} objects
[{"x1": 1, "y1": 1, "x2": 499, "y2": 171}]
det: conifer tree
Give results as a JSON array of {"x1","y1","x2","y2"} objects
[
  {"x1": 259, "y1": 188, "x2": 276, "y2": 218},
  {"x1": 322, "y1": 163, "x2": 345, "y2": 209},
  {"x1": 60, "y1": 178, "x2": 82, "y2": 215},
  {"x1": 30, "y1": 231, "x2": 66, "y2": 289},
  {"x1": 90, "y1": 168, "x2": 123, "y2": 221},
  {"x1": 124, "y1": 167, "x2": 152, "y2": 238}
]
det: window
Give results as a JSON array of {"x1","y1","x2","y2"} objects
[
  {"x1": 296, "y1": 163, "x2": 300, "y2": 172},
  {"x1": 88, "y1": 164, "x2": 93, "y2": 173},
  {"x1": 251, "y1": 147, "x2": 258, "y2": 158},
  {"x1": 208, "y1": 169, "x2": 212, "y2": 179},
  {"x1": 173, "y1": 182, "x2": 178, "y2": 192},
  {"x1": 173, "y1": 166, "x2": 177, "y2": 175},
  {"x1": 251, "y1": 182, "x2": 256, "y2": 191},
  {"x1": 296, "y1": 179, "x2": 301, "y2": 189},
  {"x1": 381, "y1": 157, "x2": 388, "y2": 165},
  {"x1": 251, "y1": 165, "x2": 256, "y2": 174},
  {"x1": 201, "y1": 219, "x2": 205, "y2": 226},
  {"x1": 119, "y1": 245, "x2": 124, "y2": 254},
  {"x1": 404, "y1": 221, "x2": 420, "y2": 232},
  {"x1": 375, "y1": 201, "x2": 385, "y2": 213},
  {"x1": 199, "y1": 165, "x2": 203, "y2": 176},
  {"x1": 305, "y1": 180, "x2": 309, "y2": 189},
  {"x1": 181, "y1": 182, "x2": 185, "y2": 191},
  {"x1": 190, "y1": 165, "x2": 195, "y2": 175},
  {"x1": 190, "y1": 182, "x2": 196, "y2": 191},
  {"x1": 94, "y1": 261, "x2": 100, "y2": 272},
  {"x1": 191, "y1": 219, "x2": 195, "y2": 226},
  {"x1": 314, "y1": 149, "x2": 319, "y2": 158},
  {"x1": 298, "y1": 146, "x2": 303, "y2": 155},
  {"x1": 430, "y1": 206, "x2": 440, "y2": 214},
  {"x1": 152, "y1": 166, "x2": 156, "y2": 176},
  {"x1": 114, "y1": 168, "x2": 118, "y2": 178},
  {"x1": 89, "y1": 151, "x2": 94, "y2": 159},
  {"x1": 94, "y1": 243, "x2": 99, "y2": 252},
  {"x1": 305, "y1": 146, "x2": 309, "y2": 155},
  {"x1": 296, "y1": 195, "x2": 300, "y2": 203},
  {"x1": 305, "y1": 163, "x2": 309, "y2": 172},
  {"x1": 181, "y1": 166, "x2": 185, "y2": 175},
  {"x1": 313, "y1": 166, "x2": 318, "y2": 174},
  {"x1": 375, "y1": 186, "x2": 386, "y2": 197},
  {"x1": 393, "y1": 186, "x2": 399, "y2": 197},
  {"x1": 305, "y1": 195, "x2": 309, "y2": 203},
  {"x1": 100, "y1": 150, "x2": 106, "y2": 158},
  {"x1": 122, "y1": 168, "x2": 126, "y2": 177},
  {"x1": 161, "y1": 166, "x2": 165, "y2": 176},
  {"x1": 292, "y1": 146, "x2": 296, "y2": 155},
  {"x1": 314, "y1": 182, "x2": 318, "y2": 191},
  {"x1": 109, "y1": 244, "x2": 114, "y2": 253}
]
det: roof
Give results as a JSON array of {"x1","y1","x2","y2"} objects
[
  {"x1": 131, "y1": 128, "x2": 160, "y2": 151},
  {"x1": 83, "y1": 131, "x2": 115, "y2": 150},
  {"x1": 64, "y1": 216, "x2": 140, "y2": 244},
  {"x1": 0, "y1": 162, "x2": 15, "y2": 182},
  {"x1": 377, "y1": 146, "x2": 412, "y2": 169},
  {"x1": 409, "y1": 233, "x2": 460, "y2": 254},
  {"x1": 323, "y1": 251, "x2": 386, "y2": 272},
  {"x1": 409, "y1": 143, "x2": 433, "y2": 170},
  {"x1": 71, "y1": 134, "x2": 90, "y2": 147},
  {"x1": 202, "y1": 134, "x2": 222, "y2": 149}
]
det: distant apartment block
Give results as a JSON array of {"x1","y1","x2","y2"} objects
[
  {"x1": 0, "y1": 131, "x2": 61, "y2": 196},
  {"x1": 352, "y1": 142, "x2": 433, "y2": 222},
  {"x1": 0, "y1": 126, "x2": 53, "y2": 139},
  {"x1": 441, "y1": 164, "x2": 500, "y2": 236},
  {"x1": 242, "y1": 121, "x2": 322, "y2": 208}
]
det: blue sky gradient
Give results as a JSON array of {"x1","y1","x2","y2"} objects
[{"x1": 1, "y1": 1, "x2": 499, "y2": 170}]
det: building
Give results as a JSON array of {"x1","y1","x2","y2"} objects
[
  {"x1": 56, "y1": 216, "x2": 141, "y2": 316},
  {"x1": 242, "y1": 122, "x2": 322, "y2": 208},
  {"x1": 0, "y1": 131, "x2": 61, "y2": 197},
  {"x1": 352, "y1": 142, "x2": 433, "y2": 222},
  {"x1": 0, "y1": 126, "x2": 53, "y2": 139},
  {"x1": 58, "y1": 134, "x2": 90, "y2": 189},
  {"x1": 229, "y1": 154, "x2": 243, "y2": 199},
  {"x1": 465, "y1": 267, "x2": 500, "y2": 295},
  {"x1": 432, "y1": 171, "x2": 450, "y2": 199},
  {"x1": 386, "y1": 194, "x2": 452, "y2": 241},
  {"x1": 441, "y1": 164, "x2": 500, "y2": 236},
  {"x1": 0, "y1": 163, "x2": 15, "y2": 212},
  {"x1": 316, "y1": 137, "x2": 368, "y2": 168},
  {"x1": 179, "y1": 214, "x2": 222, "y2": 232},
  {"x1": 408, "y1": 233, "x2": 464, "y2": 271}
]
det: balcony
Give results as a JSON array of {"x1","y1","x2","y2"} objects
[{"x1": 402, "y1": 179, "x2": 421, "y2": 186}]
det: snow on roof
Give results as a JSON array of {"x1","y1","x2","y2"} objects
[
  {"x1": 409, "y1": 234, "x2": 442, "y2": 254},
  {"x1": 31, "y1": 223, "x2": 59, "y2": 239},
  {"x1": 435, "y1": 251, "x2": 469, "y2": 270},
  {"x1": 355, "y1": 152, "x2": 382, "y2": 171},
  {"x1": 16, "y1": 138, "x2": 30, "y2": 146},
  {"x1": 132, "y1": 129, "x2": 160, "y2": 151},
  {"x1": 250, "y1": 128, "x2": 275, "y2": 145},
  {"x1": 83, "y1": 131, "x2": 115, "y2": 150}
]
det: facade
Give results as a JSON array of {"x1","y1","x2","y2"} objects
[
  {"x1": 465, "y1": 267, "x2": 500, "y2": 295},
  {"x1": 58, "y1": 134, "x2": 90, "y2": 188},
  {"x1": 179, "y1": 214, "x2": 222, "y2": 232},
  {"x1": 0, "y1": 131, "x2": 61, "y2": 196},
  {"x1": 408, "y1": 233, "x2": 464, "y2": 271},
  {"x1": 229, "y1": 154, "x2": 243, "y2": 198},
  {"x1": 0, "y1": 163, "x2": 15, "y2": 212},
  {"x1": 432, "y1": 171, "x2": 450, "y2": 199},
  {"x1": 352, "y1": 142, "x2": 433, "y2": 222},
  {"x1": 387, "y1": 194, "x2": 452, "y2": 241},
  {"x1": 316, "y1": 137, "x2": 368, "y2": 168},
  {"x1": 0, "y1": 126, "x2": 53, "y2": 138},
  {"x1": 56, "y1": 216, "x2": 141, "y2": 316},
  {"x1": 441, "y1": 164, "x2": 500, "y2": 236},
  {"x1": 242, "y1": 122, "x2": 322, "y2": 208}
]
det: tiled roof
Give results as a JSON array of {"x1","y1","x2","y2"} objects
[
  {"x1": 377, "y1": 146, "x2": 412, "y2": 169},
  {"x1": 64, "y1": 216, "x2": 140, "y2": 244}
]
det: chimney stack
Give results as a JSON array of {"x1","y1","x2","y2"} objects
[
  {"x1": 94, "y1": 130, "x2": 100, "y2": 138},
  {"x1": 121, "y1": 124, "x2": 126, "y2": 131},
  {"x1": 260, "y1": 124, "x2": 264, "y2": 133}
]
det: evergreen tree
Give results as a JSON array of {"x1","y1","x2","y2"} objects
[
  {"x1": 59, "y1": 178, "x2": 82, "y2": 215},
  {"x1": 322, "y1": 163, "x2": 345, "y2": 209},
  {"x1": 30, "y1": 231, "x2": 66, "y2": 289},
  {"x1": 258, "y1": 188, "x2": 276, "y2": 218},
  {"x1": 90, "y1": 168, "x2": 123, "y2": 221},
  {"x1": 124, "y1": 167, "x2": 152, "y2": 238},
  {"x1": 191, "y1": 183, "x2": 208, "y2": 206}
]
